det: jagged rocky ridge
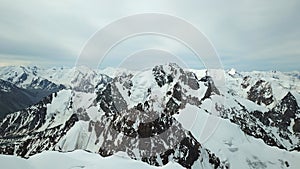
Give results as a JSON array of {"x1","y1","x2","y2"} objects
[
  {"x1": 214, "y1": 72, "x2": 300, "y2": 151},
  {"x1": 0, "y1": 66, "x2": 110, "y2": 117},
  {"x1": 92, "y1": 64, "x2": 227, "y2": 168},
  {"x1": 0, "y1": 66, "x2": 65, "y2": 117},
  {"x1": 0, "y1": 64, "x2": 300, "y2": 168},
  {"x1": 0, "y1": 64, "x2": 228, "y2": 169}
]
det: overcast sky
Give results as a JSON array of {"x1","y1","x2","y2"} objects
[{"x1": 0, "y1": 0, "x2": 299, "y2": 71}]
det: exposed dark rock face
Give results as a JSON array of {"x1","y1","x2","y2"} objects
[
  {"x1": 293, "y1": 118, "x2": 300, "y2": 133},
  {"x1": 0, "y1": 78, "x2": 65, "y2": 119},
  {"x1": 0, "y1": 66, "x2": 111, "y2": 118},
  {"x1": 247, "y1": 80, "x2": 274, "y2": 106},
  {"x1": 0, "y1": 113, "x2": 79, "y2": 157},
  {"x1": 229, "y1": 113, "x2": 285, "y2": 149},
  {"x1": 152, "y1": 65, "x2": 174, "y2": 87},
  {"x1": 200, "y1": 76, "x2": 220, "y2": 101},
  {"x1": 0, "y1": 89, "x2": 80, "y2": 157},
  {"x1": 93, "y1": 67, "x2": 226, "y2": 168},
  {"x1": 72, "y1": 70, "x2": 111, "y2": 93},
  {"x1": 93, "y1": 64, "x2": 227, "y2": 168},
  {"x1": 217, "y1": 91, "x2": 300, "y2": 151},
  {"x1": 152, "y1": 63, "x2": 200, "y2": 91},
  {"x1": 0, "y1": 79, "x2": 35, "y2": 119},
  {"x1": 263, "y1": 92, "x2": 299, "y2": 131},
  {"x1": 179, "y1": 71, "x2": 200, "y2": 90},
  {"x1": 4, "y1": 64, "x2": 300, "y2": 168},
  {"x1": 0, "y1": 94, "x2": 52, "y2": 137},
  {"x1": 241, "y1": 76, "x2": 251, "y2": 89},
  {"x1": 0, "y1": 64, "x2": 227, "y2": 168}
]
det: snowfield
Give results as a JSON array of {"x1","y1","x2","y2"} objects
[
  {"x1": 0, "y1": 150, "x2": 184, "y2": 169},
  {"x1": 178, "y1": 104, "x2": 300, "y2": 169},
  {"x1": 1, "y1": 64, "x2": 300, "y2": 169}
]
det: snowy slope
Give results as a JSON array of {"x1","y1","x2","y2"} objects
[
  {"x1": 0, "y1": 66, "x2": 110, "y2": 116},
  {"x1": 0, "y1": 150, "x2": 184, "y2": 169},
  {"x1": 178, "y1": 104, "x2": 300, "y2": 169},
  {"x1": 191, "y1": 69, "x2": 300, "y2": 151},
  {"x1": 0, "y1": 64, "x2": 300, "y2": 169},
  {"x1": 0, "y1": 65, "x2": 111, "y2": 92},
  {"x1": 0, "y1": 64, "x2": 227, "y2": 168}
]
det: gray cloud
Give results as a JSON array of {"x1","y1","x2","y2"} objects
[{"x1": 0, "y1": 0, "x2": 299, "y2": 71}]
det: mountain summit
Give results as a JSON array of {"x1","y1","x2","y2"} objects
[{"x1": 0, "y1": 64, "x2": 300, "y2": 169}]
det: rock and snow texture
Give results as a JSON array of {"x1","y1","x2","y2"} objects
[
  {"x1": 0, "y1": 64, "x2": 300, "y2": 169},
  {"x1": 0, "y1": 66, "x2": 110, "y2": 116},
  {"x1": 179, "y1": 104, "x2": 300, "y2": 169}
]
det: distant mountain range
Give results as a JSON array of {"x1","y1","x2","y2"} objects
[{"x1": 0, "y1": 64, "x2": 299, "y2": 169}]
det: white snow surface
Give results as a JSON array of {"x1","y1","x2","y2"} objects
[
  {"x1": 177, "y1": 104, "x2": 300, "y2": 169},
  {"x1": 1, "y1": 65, "x2": 300, "y2": 169},
  {"x1": 0, "y1": 150, "x2": 184, "y2": 169}
]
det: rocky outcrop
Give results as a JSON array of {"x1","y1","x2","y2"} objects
[
  {"x1": 0, "y1": 64, "x2": 227, "y2": 169},
  {"x1": 247, "y1": 80, "x2": 274, "y2": 106},
  {"x1": 217, "y1": 91, "x2": 300, "y2": 151}
]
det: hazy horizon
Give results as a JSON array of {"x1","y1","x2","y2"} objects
[
  {"x1": 1, "y1": 63, "x2": 300, "y2": 73},
  {"x1": 0, "y1": 0, "x2": 299, "y2": 71}
]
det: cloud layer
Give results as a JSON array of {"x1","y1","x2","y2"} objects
[{"x1": 0, "y1": 0, "x2": 299, "y2": 71}]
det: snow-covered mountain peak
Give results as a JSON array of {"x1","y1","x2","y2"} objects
[
  {"x1": 228, "y1": 68, "x2": 236, "y2": 76},
  {"x1": 1, "y1": 65, "x2": 300, "y2": 169}
]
